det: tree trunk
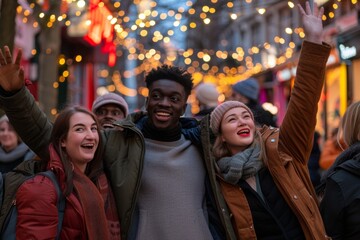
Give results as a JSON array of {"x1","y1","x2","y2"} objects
[
  {"x1": 38, "y1": 25, "x2": 61, "y2": 121},
  {"x1": 31, "y1": 0, "x2": 61, "y2": 121},
  {"x1": 0, "y1": 0, "x2": 17, "y2": 51}
]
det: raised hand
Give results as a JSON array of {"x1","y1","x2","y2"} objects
[
  {"x1": 298, "y1": 1, "x2": 324, "y2": 44},
  {"x1": 0, "y1": 46, "x2": 25, "y2": 92}
]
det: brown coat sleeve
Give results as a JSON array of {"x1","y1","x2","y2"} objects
[{"x1": 279, "y1": 41, "x2": 331, "y2": 165}]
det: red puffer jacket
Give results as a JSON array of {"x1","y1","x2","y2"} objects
[
  {"x1": 15, "y1": 145, "x2": 87, "y2": 240},
  {"x1": 16, "y1": 175, "x2": 87, "y2": 239}
]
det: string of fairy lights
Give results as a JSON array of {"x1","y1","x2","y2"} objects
[{"x1": 17, "y1": 0, "x2": 359, "y2": 103}]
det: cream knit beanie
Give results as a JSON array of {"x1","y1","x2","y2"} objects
[
  {"x1": 210, "y1": 101, "x2": 254, "y2": 135},
  {"x1": 195, "y1": 83, "x2": 219, "y2": 107}
]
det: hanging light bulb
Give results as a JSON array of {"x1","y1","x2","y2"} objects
[{"x1": 257, "y1": 8, "x2": 266, "y2": 15}]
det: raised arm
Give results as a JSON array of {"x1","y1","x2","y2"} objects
[
  {"x1": 0, "y1": 46, "x2": 52, "y2": 160},
  {"x1": 279, "y1": 2, "x2": 330, "y2": 163}
]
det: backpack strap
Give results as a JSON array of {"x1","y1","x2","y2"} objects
[{"x1": 38, "y1": 171, "x2": 65, "y2": 240}]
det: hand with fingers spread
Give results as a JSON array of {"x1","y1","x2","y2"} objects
[
  {"x1": 298, "y1": 1, "x2": 324, "y2": 44},
  {"x1": 0, "y1": 46, "x2": 25, "y2": 92}
]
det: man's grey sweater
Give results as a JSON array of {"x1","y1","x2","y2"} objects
[{"x1": 135, "y1": 135, "x2": 213, "y2": 240}]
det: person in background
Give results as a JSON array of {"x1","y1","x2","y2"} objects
[
  {"x1": 319, "y1": 127, "x2": 343, "y2": 170},
  {"x1": 230, "y1": 77, "x2": 277, "y2": 127},
  {"x1": 193, "y1": 83, "x2": 219, "y2": 120},
  {"x1": 318, "y1": 101, "x2": 360, "y2": 239},
  {"x1": 92, "y1": 92, "x2": 129, "y2": 129},
  {"x1": 15, "y1": 106, "x2": 117, "y2": 239},
  {"x1": 308, "y1": 131, "x2": 322, "y2": 188},
  {"x1": 208, "y1": 2, "x2": 330, "y2": 239},
  {"x1": 0, "y1": 115, "x2": 35, "y2": 173}
]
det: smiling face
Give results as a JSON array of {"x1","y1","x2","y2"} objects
[
  {"x1": 0, "y1": 121, "x2": 19, "y2": 152},
  {"x1": 61, "y1": 112, "x2": 99, "y2": 172},
  {"x1": 146, "y1": 79, "x2": 187, "y2": 131},
  {"x1": 95, "y1": 103, "x2": 125, "y2": 129},
  {"x1": 220, "y1": 107, "x2": 255, "y2": 155}
]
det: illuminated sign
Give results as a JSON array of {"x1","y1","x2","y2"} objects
[
  {"x1": 84, "y1": 0, "x2": 113, "y2": 46},
  {"x1": 67, "y1": 0, "x2": 116, "y2": 66},
  {"x1": 85, "y1": 0, "x2": 116, "y2": 66},
  {"x1": 67, "y1": 0, "x2": 113, "y2": 46},
  {"x1": 339, "y1": 44, "x2": 357, "y2": 60}
]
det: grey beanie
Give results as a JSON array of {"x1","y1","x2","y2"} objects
[
  {"x1": 92, "y1": 93, "x2": 129, "y2": 116},
  {"x1": 210, "y1": 101, "x2": 254, "y2": 135},
  {"x1": 232, "y1": 77, "x2": 259, "y2": 101}
]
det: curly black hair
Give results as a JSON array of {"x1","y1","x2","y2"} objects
[{"x1": 145, "y1": 64, "x2": 193, "y2": 97}]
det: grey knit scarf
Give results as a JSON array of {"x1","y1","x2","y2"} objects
[
  {"x1": 0, "y1": 142, "x2": 32, "y2": 163},
  {"x1": 217, "y1": 141, "x2": 263, "y2": 184}
]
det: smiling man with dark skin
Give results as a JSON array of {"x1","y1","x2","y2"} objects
[
  {"x1": 131, "y1": 68, "x2": 217, "y2": 239},
  {"x1": 0, "y1": 61, "x2": 236, "y2": 239},
  {"x1": 147, "y1": 80, "x2": 186, "y2": 131}
]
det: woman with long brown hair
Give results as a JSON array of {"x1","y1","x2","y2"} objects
[
  {"x1": 209, "y1": 2, "x2": 330, "y2": 239},
  {"x1": 15, "y1": 106, "x2": 119, "y2": 239}
]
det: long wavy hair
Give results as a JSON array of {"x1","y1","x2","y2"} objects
[
  {"x1": 337, "y1": 101, "x2": 360, "y2": 148},
  {"x1": 49, "y1": 106, "x2": 103, "y2": 196}
]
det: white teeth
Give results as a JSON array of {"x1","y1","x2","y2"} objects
[
  {"x1": 82, "y1": 143, "x2": 94, "y2": 148},
  {"x1": 157, "y1": 112, "x2": 170, "y2": 116},
  {"x1": 238, "y1": 129, "x2": 249, "y2": 134}
]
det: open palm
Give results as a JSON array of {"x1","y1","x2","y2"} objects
[
  {"x1": 0, "y1": 46, "x2": 25, "y2": 92},
  {"x1": 298, "y1": 1, "x2": 324, "y2": 44}
]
